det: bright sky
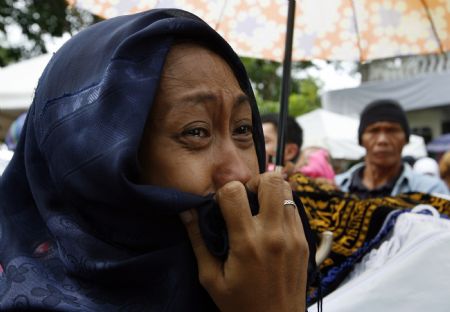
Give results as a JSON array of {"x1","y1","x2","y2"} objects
[{"x1": 300, "y1": 60, "x2": 361, "y2": 93}]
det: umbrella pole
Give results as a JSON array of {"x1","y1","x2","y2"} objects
[{"x1": 275, "y1": 0, "x2": 296, "y2": 173}]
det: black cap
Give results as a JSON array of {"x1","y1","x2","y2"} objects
[{"x1": 358, "y1": 99, "x2": 410, "y2": 144}]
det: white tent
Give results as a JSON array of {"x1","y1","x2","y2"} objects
[
  {"x1": 0, "y1": 144, "x2": 13, "y2": 175},
  {"x1": 0, "y1": 53, "x2": 52, "y2": 110},
  {"x1": 296, "y1": 108, "x2": 427, "y2": 160},
  {"x1": 402, "y1": 134, "x2": 427, "y2": 159}
]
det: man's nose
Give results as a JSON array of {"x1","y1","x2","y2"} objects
[
  {"x1": 375, "y1": 131, "x2": 389, "y2": 144},
  {"x1": 212, "y1": 141, "x2": 253, "y2": 190}
]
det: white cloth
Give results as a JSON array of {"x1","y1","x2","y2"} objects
[
  {"x1": 413, "y1": 157, "x2": 440, "y2": 177},
  {"x1": 0, "y1": 144, "x2": 13, "y2": 175},
  {"x1": 309, "y1": 205, "x2": 450, "y2": 312}
]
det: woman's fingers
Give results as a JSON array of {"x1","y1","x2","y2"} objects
[
  {"x1": 215, "y1": 181, "x2": 253, "y2": 246},
  {"x1": 181, "y1": 174, "x2": 309, "y2": 311},
  {"x1": 282, "y1": 182, "x2": 301, "y2": 230},
  {"x1": 247, "y1": 172, "x2": 303, "y2": 234},
  {"x1": 218, "y1": 174, "x2": 308, "y2": 311},
  {"x1": 179, "y1": 209, "x2": 221, "y2": 286},
  {"x1": 246, "y1": 172, "x2": 289, "y2": 228}
]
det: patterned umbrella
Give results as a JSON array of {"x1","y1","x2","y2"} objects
[
  {"x1": 69, "y1": 0, "x2": 450, "y2": 62},
  {"x1": 68, "y1": 0, "x2": 450, "y2": 165}
]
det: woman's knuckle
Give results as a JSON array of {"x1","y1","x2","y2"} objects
[
  {"x1": 290, "y1": 234, "x2": 302, "y2": 248},
  {"x1": 261, "y1": 172, "x2": 285, "y2": 188},
  {"x1": 282, "y1": 180, "x2": 292, "y2": 192},
  {"x1": 218, "y1": 181, "x2": 244, "y2": 198},
  {"x1": 294, "y1": 236, "x2": 309, "y2": 257},
  {"x1": 234, "y1": 232, "x2": 258, "y2": 257},
  {"x1": 198, "y1": 271, "x2": 216, "y2": 289},
  {"x1": 265, "y1": 232, "x2": 287, "y2": 254}
]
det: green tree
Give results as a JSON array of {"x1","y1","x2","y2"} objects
[
  {"x1": 240, "y1": 57, "x2": 281, "y2": 101},
  {"x1": 288, "y1": 78, "x2": 321, "y2": 116},
  {"x1": 0, "y1": 0, "x2": 101, "y2": 66},
  {"x1": 256, "y1": 78, "x2": 321, "y2": 116},
  {"x1": 241, "y1": 57, "x2": 322, "y2": 117}
]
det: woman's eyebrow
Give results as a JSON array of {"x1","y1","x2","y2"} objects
[{"x1": 235, "y1": 94, "x2": 251, "y2": 107}]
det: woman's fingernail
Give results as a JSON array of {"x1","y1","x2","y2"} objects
[{"x1": 179, "y1": 210, "x2": 193, "y2": 224}]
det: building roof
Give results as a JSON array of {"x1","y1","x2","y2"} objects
[{"x1": 322, "y1": 71, "x2": 450, "y2": 117}]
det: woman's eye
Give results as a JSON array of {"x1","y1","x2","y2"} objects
[
  {"x1": 234, "y1": 124, "x2": 253, "y2": 136},
  {"x1": 183, "y1": 128, "x2": 209, "y2": 137}
]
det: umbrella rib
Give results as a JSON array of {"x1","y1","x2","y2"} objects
[
  {"x1": 420, "y1": 0, "x2": 445, "y2": 55},
  {"x1": 214, "y1": 0, "x2": 228, "y2": 30},
  {"x1": 349, "y1": 0, "x2": 363, "y2": 62}
]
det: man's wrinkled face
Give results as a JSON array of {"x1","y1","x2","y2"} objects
[{"x1": 361, "y1": 121, "x2": 406, "y2": 168}]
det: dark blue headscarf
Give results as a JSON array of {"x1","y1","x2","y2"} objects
[{"x1": 0, "y1": 9, "x2": 315, "y2": 311}]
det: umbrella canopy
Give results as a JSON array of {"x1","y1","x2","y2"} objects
[
  {"x1": 69, "y1": 0, "x2": 450, "y2": 62},
  {"x1": 427, "y1": 133, "x2": 450, "y2": 152},
  {"x1": 296, "y1": 108, "x2": 427, "y2": 160}
]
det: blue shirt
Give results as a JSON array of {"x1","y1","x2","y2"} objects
[{"x1": 336, "y1": 162, "x2": 450, "y2": 197}]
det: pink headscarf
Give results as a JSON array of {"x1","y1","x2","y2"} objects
[{"x1": 299, "y1": 149, "x2": 335, "y2": 181}]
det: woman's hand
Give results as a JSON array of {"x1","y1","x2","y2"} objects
[{"x1": 180, "y1": 172, "x2": 309, "y2": 312}]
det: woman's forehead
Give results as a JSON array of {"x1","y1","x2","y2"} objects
[
  {"x1": 163, "y1": 43, "x2": 238, "y2": 83},
  {"x1": 149, "y1": 43, "x2": 250, "y2": 119},
  {"x1": 160, "y1": 44, "x2": 244, "y2": 99}
]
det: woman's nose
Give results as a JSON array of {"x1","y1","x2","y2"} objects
[{"x1": 212, "y1": 142, "x2": 253, "y2": 190}]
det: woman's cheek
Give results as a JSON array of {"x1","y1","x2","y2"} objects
[{"x1": 174, "y1": 155, "x2": 213, "y2": 195}]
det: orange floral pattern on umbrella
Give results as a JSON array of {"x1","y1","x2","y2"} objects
[{"x1": 68, "y1": 0, "x2": 450, "y2": 61}]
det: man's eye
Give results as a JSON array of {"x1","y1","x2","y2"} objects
[
  {"x1": 234, "y1": 125, "x2": 253, "y2": 135},
  {"x1": 183, "y1": 128, "x2": 209, "y2": 137}
]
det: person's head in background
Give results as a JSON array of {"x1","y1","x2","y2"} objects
[
  {"x1": 336, "y1": 99, "x2": 449, "y2": 197},
  {"x1": 261, "y1": 113, "x2": 303, "y2": 170},
  {"x1": 439, "y1": 151, "x2": 450, "y2": 189},
  {"x1": 358, "y1": 99, "x2": 410, "y2": 172},
  {"x1": 413, "y1": 157, "x2": 440, "y2": 177}
]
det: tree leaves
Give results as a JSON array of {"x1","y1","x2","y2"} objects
[
  {"x1": 0, "y1": 0, "x2": 102, "y2": 66},
  {"x1": 241, "y1": 57, "x2": 321, "y2": 117}
]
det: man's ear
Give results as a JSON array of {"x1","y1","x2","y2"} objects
[{"x1": 284, "y1": 143, "x2": 299, "y2": 163}]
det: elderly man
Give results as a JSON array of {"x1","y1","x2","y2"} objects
[{"x1": 336, "y1": 99, "x2": 449, "y2": 198}]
